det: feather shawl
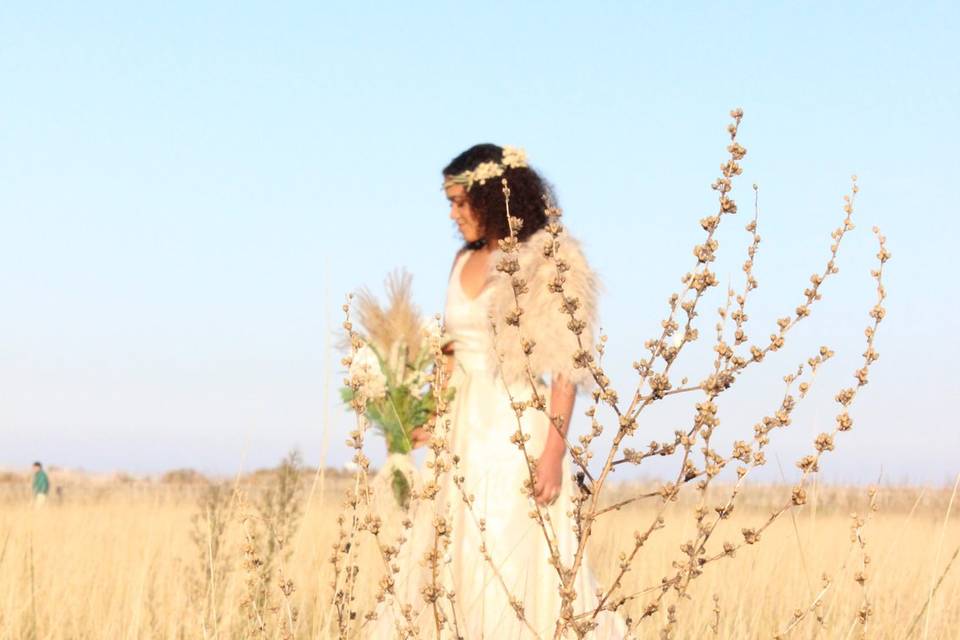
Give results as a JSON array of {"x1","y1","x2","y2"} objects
[{"x1": 485, "y1": 227, "x2": 599, "y2": 389}]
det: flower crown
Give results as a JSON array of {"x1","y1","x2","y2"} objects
[{"x1": 443, "y1": 146, "x2": 528, "y2": 191}]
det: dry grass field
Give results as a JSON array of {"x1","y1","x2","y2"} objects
[{"x1": 0, "y1": 470, "x2": 957, "y2": 640}]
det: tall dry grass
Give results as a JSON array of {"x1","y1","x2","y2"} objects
[
  {"x1": 0, "y1": 478, "x2": 957, "y2": 639},
  {"x1": 0, "y1": 110, "x2": 949, "y2": 639}
]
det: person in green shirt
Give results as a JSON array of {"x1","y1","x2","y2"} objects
[{"x1": 32, "y1": 461, "x2": 49, "y2": 506}]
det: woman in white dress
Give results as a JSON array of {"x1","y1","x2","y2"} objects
[{"x1": 372, "y1": 144, "x2": 625, "y2": 639}]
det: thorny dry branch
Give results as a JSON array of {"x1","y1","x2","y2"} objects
[{"x1": 327, "y1": 109, "x2": 891, "y2": 639}]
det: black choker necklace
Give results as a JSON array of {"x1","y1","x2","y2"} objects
[{"x1": 465, "y1": 239, "x2": 488, "y2": 251}]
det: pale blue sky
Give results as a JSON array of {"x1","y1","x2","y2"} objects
[{"x1": 1, "y1": 2, "x2": 957, "y2": 483}]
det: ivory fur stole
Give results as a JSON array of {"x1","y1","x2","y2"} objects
[{"x1": 485, "y1": 227, "x2": 599, "y2": 390}]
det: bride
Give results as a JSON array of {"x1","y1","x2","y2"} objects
[{"x1": 370, "y1": 144, "x2": 625, "y2": 639}]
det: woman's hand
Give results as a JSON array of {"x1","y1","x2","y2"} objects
[
  {"x1": 532, "y1": 375, "x2": 575, "y2": 506},
  {"x1": 409, "y1": 425, "x2": 431, "y2": 449},
  {"x1": 410, "y1": 411, "x2": 440, "y2": 449},
  {"x1": 534, "y1": 448, "x2": 564, "y2": 506}
]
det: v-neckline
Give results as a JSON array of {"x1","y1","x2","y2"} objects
[{"x1": 456, "y1": 250, "x2": 491, "y2": 302}]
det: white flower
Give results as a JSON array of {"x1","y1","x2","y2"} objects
[
  {"x1": 351, "y1": 343, "x2": 381, "y2": 373},
  {"x1": 421, "y1": 317, "x2": 443, "y2": 346},
  {"x1": 501, "y1": 146, "x2": 528, "y2": 169},
  {"x1": 444, "y1": 145, "x2": 529, "y2": 191},
  {"x1": 468, "y1": 161, "x2": 505, "y2": 187},
  {"x1": 467, "y1": 162, "x2": 503, "y2": 189},
  {"x1": 350, "y1": 344, "x2": 387, "y2": 401}
]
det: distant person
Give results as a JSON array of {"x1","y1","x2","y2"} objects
[{"x1": 32, "y1": 461, "x2": 49, "y2": 507}]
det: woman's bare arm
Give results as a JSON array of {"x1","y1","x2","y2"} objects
[
  {"x1": 534, "y1": 374, "x2": 575, "y2": 505},
  {"x1": 546, "y1": 375, "x2": 575, "y2": 454}
]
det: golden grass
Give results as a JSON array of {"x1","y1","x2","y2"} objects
[{"x1": 0, "y1": 480, "x2": 957, "y2": 639}]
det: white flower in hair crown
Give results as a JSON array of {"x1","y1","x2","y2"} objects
[{"x1": 444, "y1": 146, "x2": 528, "y2": 191}]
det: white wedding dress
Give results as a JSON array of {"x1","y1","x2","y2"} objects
[{"x1": 368, "y1": 250, "x2": 626, "y2": 639}]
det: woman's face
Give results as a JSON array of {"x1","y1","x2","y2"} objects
[{"x1": 445, "y1": 183, "x2": 484, "y2": 244}]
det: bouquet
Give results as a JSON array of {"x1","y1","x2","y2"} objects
[{"x1": 341, "y1": 270, "x2": 454, "y2": 508}]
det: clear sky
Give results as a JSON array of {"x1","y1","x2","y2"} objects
[{"x1": 2, "y1": 2, "x2": 957, "y2": 484}]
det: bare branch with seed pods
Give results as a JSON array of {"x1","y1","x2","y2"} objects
[
  {"x1": 327, "y1": 109, "x2": 891, "y2": 639},
  {"x1": 773, "y1": 487, "x2": 879, "y2": 639}
]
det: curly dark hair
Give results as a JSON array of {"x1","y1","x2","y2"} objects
[{"x1": 443, "y1": 144, "x2": 554, "y2": 245}]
